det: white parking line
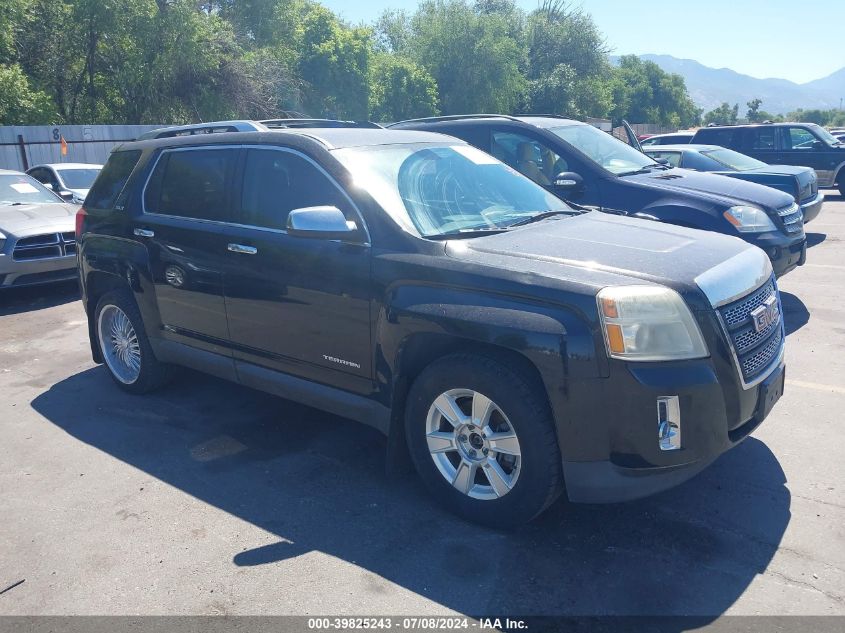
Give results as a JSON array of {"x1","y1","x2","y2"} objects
[{"x1": 787, "y1": 379, "x2": 845, "y2": 395}]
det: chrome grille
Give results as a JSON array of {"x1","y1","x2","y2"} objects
[
  {"x1": 13, "y1": 232, "x2": 76, "y2": 261},
  {"x1": 776, "y1": 203, "x2": 804, "y2": 235},
  {"x1": 718, "y1": 276, "x2": 784, "y2": 385},
  {"x1": 741, "y1": 328, "x2": 783, "y2": 379},
  {"x1": 721, "y1": 280, "x2": 776, "y2": 327}
]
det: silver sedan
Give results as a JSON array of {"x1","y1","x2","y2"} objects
[{"x1": 0, "y1": 169, "x2": 79, "y2": 288}]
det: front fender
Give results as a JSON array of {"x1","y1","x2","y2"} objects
[{"x1": 376, "y1": 284, "x2": 605, "y2": 458}]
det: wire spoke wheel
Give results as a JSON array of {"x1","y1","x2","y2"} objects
[
  {"x1": 425, "y1": 388, "x2": 522, "y2": 501},
  {"x1": 98, "y1": 304, "x2": 142, "y2": 385}
]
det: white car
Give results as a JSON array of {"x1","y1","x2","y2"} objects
[
  {"x1": 26, "y1": 162, "x2": 103, "y2": 205},
  {"x1": 0, "y1": 170, "x2": 79, "y2": 288}
]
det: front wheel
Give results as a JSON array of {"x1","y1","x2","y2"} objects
[{"x1": 405, "y1": 354, "x2": 563, "y2": 527}]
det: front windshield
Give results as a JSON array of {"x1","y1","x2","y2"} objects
[
  {"x1": 57, "y1": 168, "x2": 101, "y2": 189},
  {"x1": 811, "y1": 124, "x2": 843, "y2": 146},
  {"x1": 333, "y1": 144, "x2": 573, "y2": 238},
  {"x1": 702, "y1": 148, "x2": 768, "y2": 171},
  {"x1": 0, "y1": 174, "x2": 62, "y2": 205},
  {"x1": 550, "y1": 124, "x2": 659, "y2": 175}
]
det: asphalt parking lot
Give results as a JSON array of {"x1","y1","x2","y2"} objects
[{"x1": 1, "y1": 196, "x2": 844, "y2": 618}]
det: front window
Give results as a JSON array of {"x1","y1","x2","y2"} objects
[
  {"x1": 0, "y1": 174, "x2": 62, "y2": 205},
  {"x1": 56, "y1": 168, "x2": 101, "y2": 190},
  {"x1": 333, "y1": 144, "x2": 572, "y2": 238},
  {"x1": 786, "y1": 127, "x2": 818, "y2": 150},
  {"x1": 701, "y1": 148, "x2": 768, "y2": 171},
  {"x1": 549, "y1": 124, "x2": 659, "y2": 176}
]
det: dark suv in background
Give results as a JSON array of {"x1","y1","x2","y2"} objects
[
  {"x1": 390, "y1": 115, "x2": 807, "y2": 277},
  {"x1": 77, "y1": 124, "x2": 787, "y2": 526},
  {"x1": 691, "y1": 122, "x2": 845, "y2": 197}
]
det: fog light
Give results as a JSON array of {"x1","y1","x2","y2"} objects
[{"x1": 657, "y1": 396, "x2": 681, "y2": 451}]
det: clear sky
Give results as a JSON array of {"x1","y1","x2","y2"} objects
[{"x1": 318, "y1": 0, "x2": 845, "y2": 84}]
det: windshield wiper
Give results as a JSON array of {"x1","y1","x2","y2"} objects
[
  {"x1": 507, "y1": 210, "x2": 582, "y2": 228},
  {"x1": 424, "y1": 227, "x2": 511, "y2": 240},
  {"x1": 618, "y1": 164, "x2": 668, "y2": 177}
]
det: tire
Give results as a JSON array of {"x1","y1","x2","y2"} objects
[
  {"x1": 405, "y1": 354, "x2": 563, "y2": 528},
  {"x1": 94, "y1": 289, "x2": 171, "y2": 394}
]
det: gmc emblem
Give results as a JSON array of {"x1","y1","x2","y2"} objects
[{"x1": 750, "y1": 295, "x2": 780, "y2": 333}]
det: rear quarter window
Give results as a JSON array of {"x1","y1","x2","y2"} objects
[
  {"x1": 694, "y1": 129, "x2": 737, "y2": 148},
  {"x1": 86, "y1": 150, "x2": 142, "y2": 209}
]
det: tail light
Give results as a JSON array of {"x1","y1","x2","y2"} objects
[{"x1": 75, "y1": 207, "x2": 87, "y2": 240}]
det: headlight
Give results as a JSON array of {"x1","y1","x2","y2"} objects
[
  {"x1": 723, "y1": 205, "x2": 776, "y2": 233},
  {"x1": 597, "y1": 286, "x2": 709, "y2": 361}
]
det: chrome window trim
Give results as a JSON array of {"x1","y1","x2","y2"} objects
[
  {"x1": 139, "y1": 144, "x2": 371, "y2": 245},
  {"x1": 694, "y1": 246, "x2": 773, "y2": 309}
]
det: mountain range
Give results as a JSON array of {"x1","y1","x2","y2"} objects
[{"x1": 611, "y1": 54, "x2": 845, "y2": 115}]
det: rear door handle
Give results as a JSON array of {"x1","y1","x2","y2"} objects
[
  {"x1": 133, "y1": 228, "x2": 154, "y2": 238},
  {"x1": 227, "y1": 243, "x2": 258, "y2": 255}
]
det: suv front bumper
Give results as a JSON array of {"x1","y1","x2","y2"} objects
[
  {"x1": 800, "y1": 193, "x2": 824, "y2": 224},
  {"x1": 562, "y1": 360, "x2": 784, "y2": 503}
]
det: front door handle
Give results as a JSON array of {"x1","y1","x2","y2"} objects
[
  {"x1": 227, "y1": 243, "x2": 258, "y2": 255},
  {"x1": 133, "y1": 228, "x2": 155, "y2": 238}
]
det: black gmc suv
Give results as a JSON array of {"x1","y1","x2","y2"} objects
[{"x1": 77, "y1": 126, "x2": 787, "y2": 526}]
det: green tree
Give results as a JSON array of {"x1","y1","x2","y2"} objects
[
  {"x1": 369, "y1": 52, "x2": 438, "y2": 122},
  {"x1": 522, "y1": 1, "x2": 612, "y2": 117},
  {"x1": 746, "y1": 98, "x2": 763, "y2": 122},
  {"x1": 404, "y1": 0, "x2": 525, "y2": 114},
  {"x1": 298, "y1": 4, "x2": 371, "y2": 119},
  {"x1": 611, "y1": 55, "x2": 700, "y2": 127},
  {"x1": 703, "y1": 102, "x2": 739, "y2": 126},
  {"x1": 0, "y1": 63, "x2": 58, "y2": 124}
]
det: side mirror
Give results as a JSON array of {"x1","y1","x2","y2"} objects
[
  {"x1": 58, "y1": 190, "x2": 74, "y2": 202},
  {"x1": 654, "y1": 158, "x2": 670, "y2": 166},
  {"x1": 287, "y1": 206, "x2": 360, "y2": 240},
  {"x1": 553, "y1": 172, "x2": 584, "y2": 194},
  {"x1": 812, "y1": 140, "x2": 825, "y2": 150}
]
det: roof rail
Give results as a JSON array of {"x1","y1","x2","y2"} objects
[
  {"x1": 389, "y1": 114, "x2": 522, "y2": 126},
  {"x1": 259, "y1": 118, "x2": 383, "y2": 129},
  {"x1": 136, "y1": 120, "x2": 267, "y2": 140}
]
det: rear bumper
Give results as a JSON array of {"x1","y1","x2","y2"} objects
[
  {"x1": 800, "y1": 193, "x2": 824, "y2": 223},
  {"x1": 0, "y1": 253, "x2": 78, "y2": 288}
]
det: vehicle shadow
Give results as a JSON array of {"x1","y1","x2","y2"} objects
[
  {"x1": 32, "y1": 367, "x2": 790, "y2": 618},
  {"x1": 780, "y1": 291, "x2": 810, "y2": 336},
  {"x1": 805, "y1": 232, "x2": 826, "y2": 248},
  {"x1": 0, "y1": 280, "x2": 80, "y2": 316}
]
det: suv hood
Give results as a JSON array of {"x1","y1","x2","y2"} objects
[
  {"x1": 445, "y1": 211, "x2": 765, "y2": 308},
  {"x1": 0, "y1": 203, "x2": 77, "y2": 236},
  {"x1": 625, "y1": 168, "x2": 795, "y2": 210}
]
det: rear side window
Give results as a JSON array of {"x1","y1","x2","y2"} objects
[
  {"x1": 86, "y1": 150, "x2": 142, "y2": 209},
  {"x1": 144, "y1": 149, "x2": 237, "y2": 222},
  {"x1": 239, "y1": 149, "x2": 348, "y2": 230},
  {"x1": 696, "y1": 129, "x2": 736, "y2": 148},
  {"x1": 743, "y1": 128, "x2": 777, "y2": 151}
]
